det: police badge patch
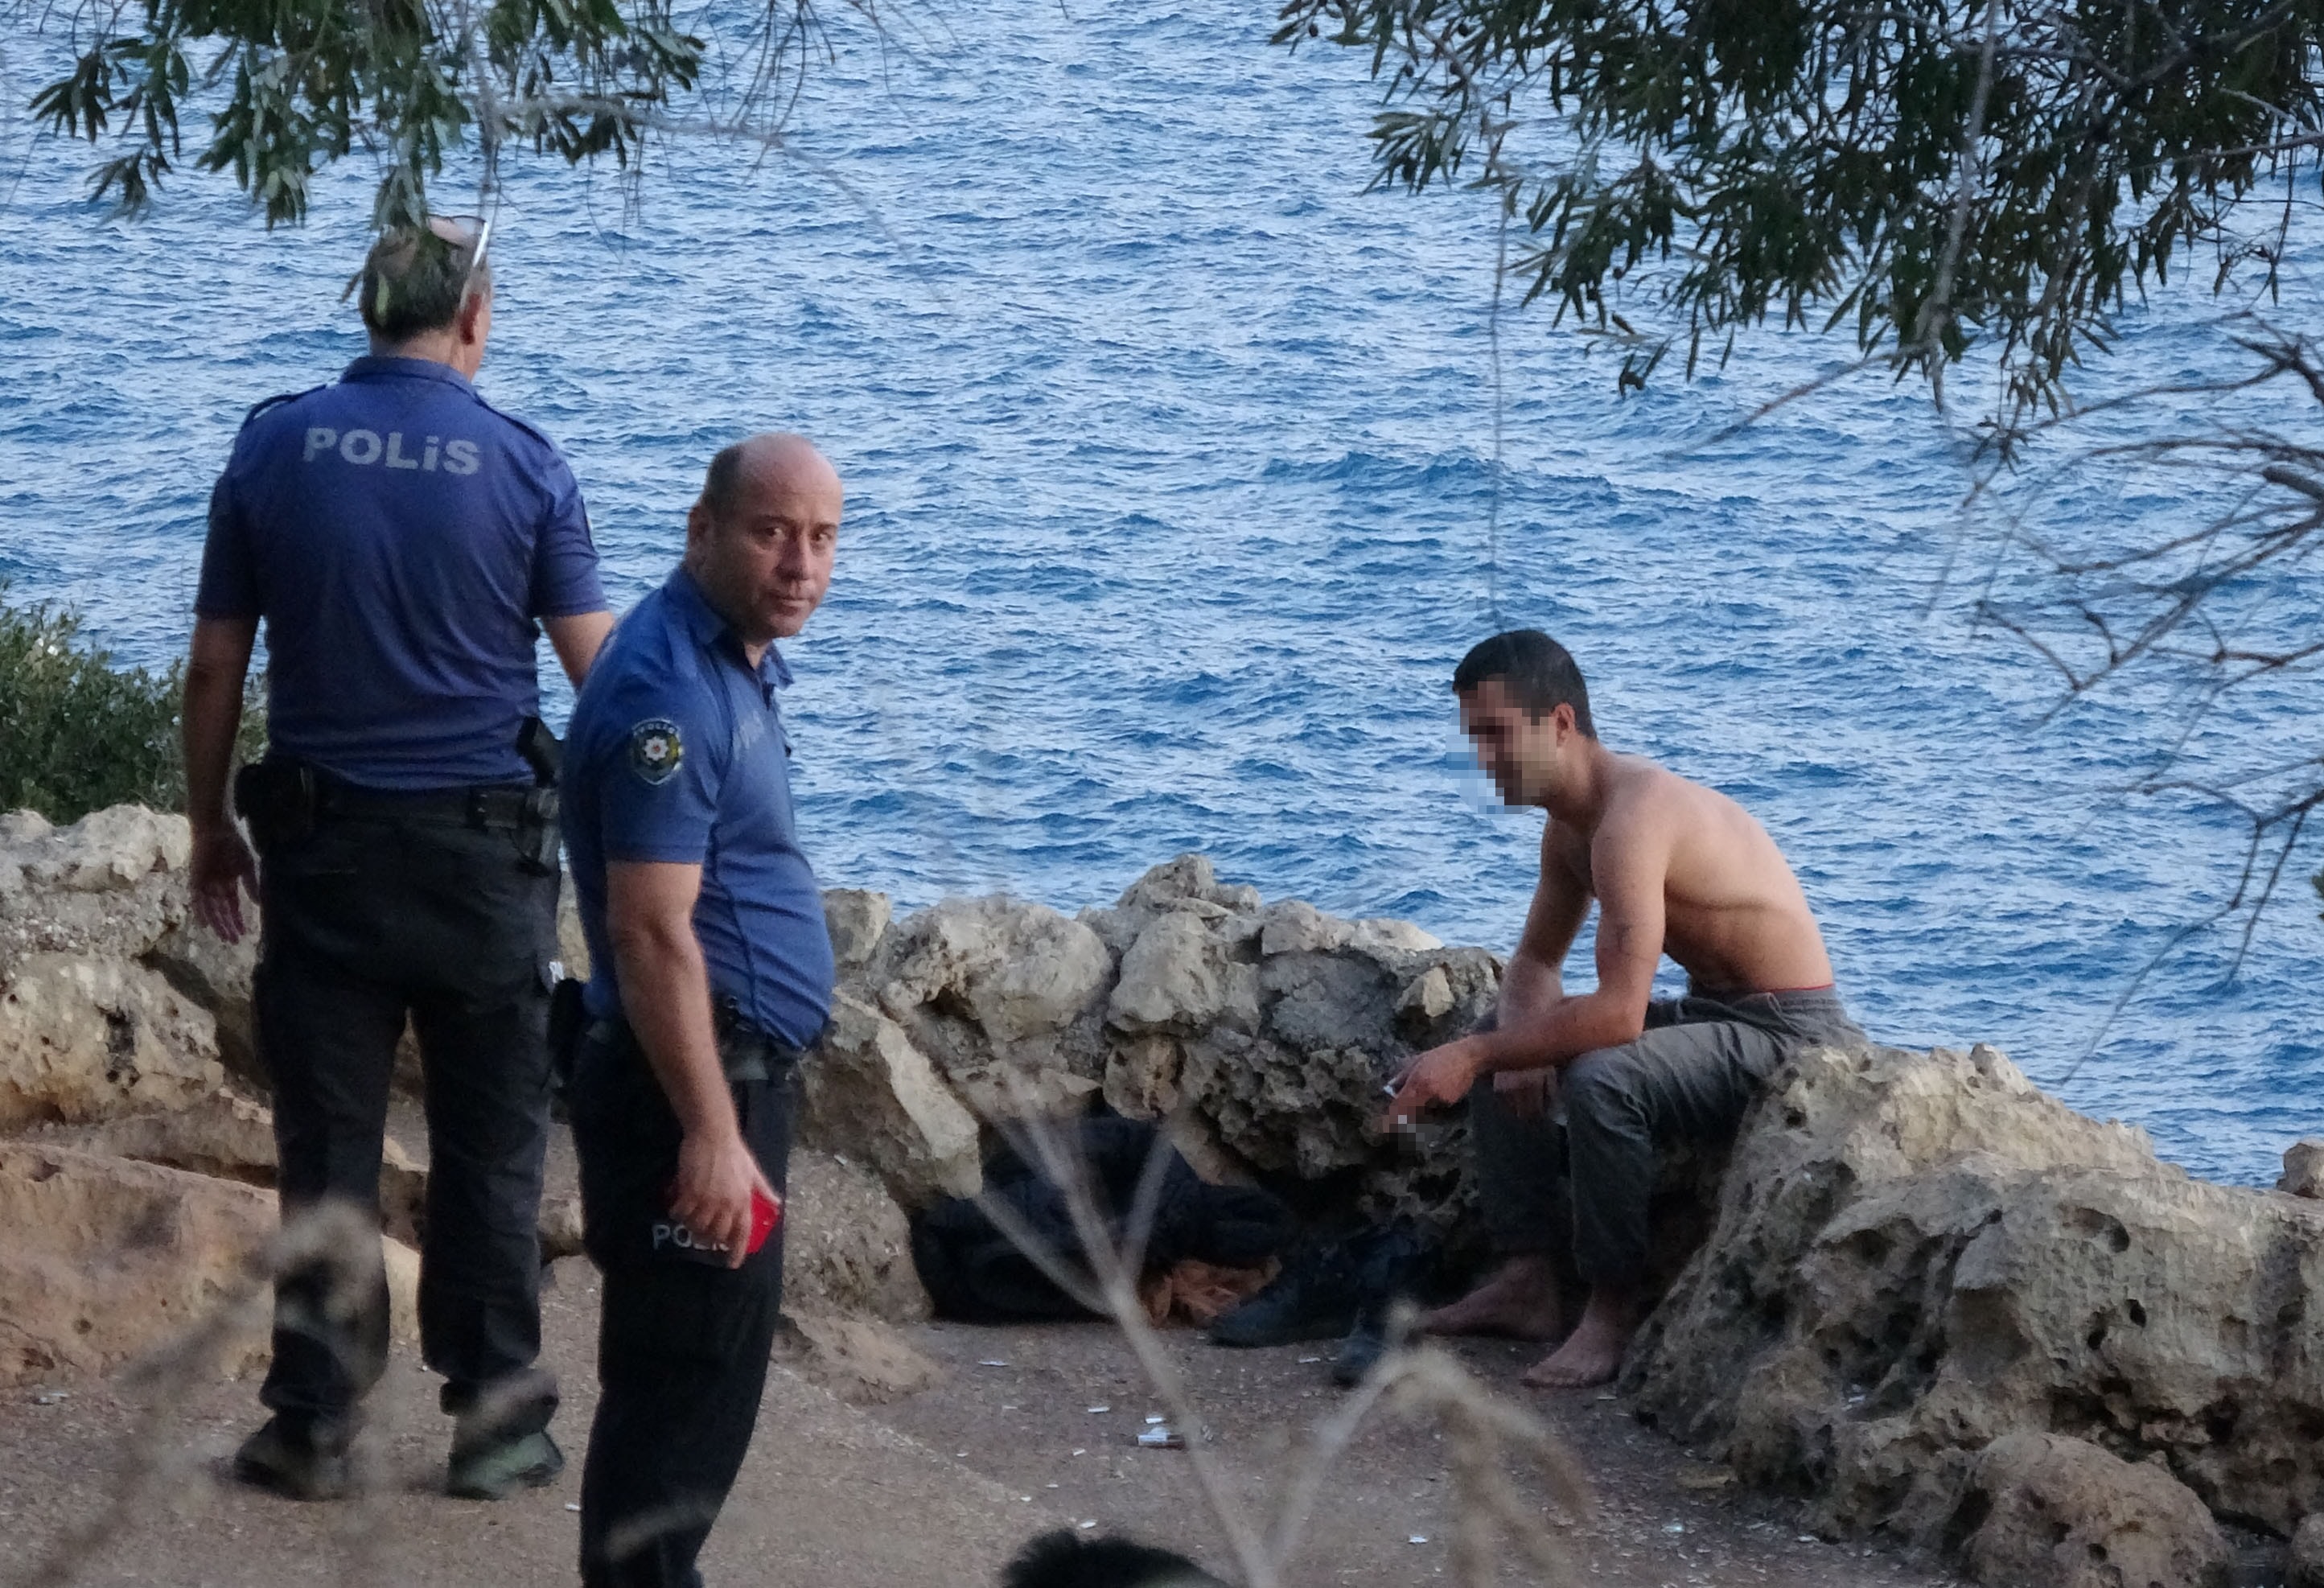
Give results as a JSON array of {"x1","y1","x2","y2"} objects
[{"x1": 629, "y1": 718, "x2": 685, "y2": 785}]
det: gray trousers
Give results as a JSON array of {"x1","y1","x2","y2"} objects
[{"x1": 1470, "y1": 988, "x2": 1861, "y2": 1285}]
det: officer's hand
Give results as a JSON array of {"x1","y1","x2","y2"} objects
[
  {"x1": 190, "y1": 824, "x2": 258, "y2": 944},
  {"x1": 672, "y1": 1127, "x2": 773, "y2": 1270},
  {"x1": 1494, "y1": 1067, "x2": 1557, "y2": 1121}
]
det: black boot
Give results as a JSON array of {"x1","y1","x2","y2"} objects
[
  {"x1": 232, "y1": 1415, "x2": 353, "y2": 1501},
  {"x1": 1331, "y1": 1225, "x2": 1431, "y2": 1386},
  {"x1": 1209, "y1": 1233, "x2": 1367, "y2": 1347}
]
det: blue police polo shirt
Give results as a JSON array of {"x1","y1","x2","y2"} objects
[
  {"x1": 565, "y1": 568, "x2": 835, "y2": 1051},
  {"x1": 195, "y1": 356, "x2": 606, "y2": 789}
]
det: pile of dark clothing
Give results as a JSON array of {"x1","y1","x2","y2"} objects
[
  {"x1": 910, "y1": 1117, "x2": 1297, "y2": 1323},
  {"x1": 910, "y1": 1115, "x2": 1434, "y2": 1386}
]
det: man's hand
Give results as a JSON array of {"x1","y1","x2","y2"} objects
[
  {"x1": 669, "y1": 1125, "x2": 777, "y2": 1270},
  {"x1": 1494, "y1": 1067, "x2": 1557, "y2": 1121},
  {"x1": 190, "y1": 823, "x2": 258, "y2": 943},
  {"x1": 1384, "y1": 1039, "x2": 1485, "y2": 1129}
]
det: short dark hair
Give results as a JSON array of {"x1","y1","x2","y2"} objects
[
  {"x1": 1453, "y1": 629, "x2": 1596, "y2": 738},
  {"x1": 357, "y1": 226, "x2": 491, "y2": 344},
  {"x1": 1000, "y1": 1531, "x2": 1224, "y2": 1588}
]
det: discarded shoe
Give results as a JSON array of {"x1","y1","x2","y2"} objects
[
  {"x1": 232, "y1": 1415, "x2": 352, "y2": 1502},
  {"x1": 447, "y1": 1427, "x2": 565, "y2": 1500},
  {"x1": 1211, "y1": 1223, "x2": 1432, "y2": 1349},
  {"x1": 1209, "y1": 1236, "x2": 1365, "y2": 1347}
]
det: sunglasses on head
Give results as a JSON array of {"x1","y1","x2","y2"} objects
[{"x1": 426, "y1": 212, "x2": 493, "y2": 282}]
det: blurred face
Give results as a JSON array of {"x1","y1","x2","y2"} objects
[
  {"x1": 1458, "y1": 678, "x2": 1580, "y2": 808},
  {"x1": 685, "y1": 449, "x2": 842, "y2": 645}
]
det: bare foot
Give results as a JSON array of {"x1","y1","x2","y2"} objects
[
  {"x1": 1420, "y1": 1255, "x2": 1563, "y2": 1341},
  {"x1": 1520, "y1": 1283, "x2": 1644, "y2": 1388}
]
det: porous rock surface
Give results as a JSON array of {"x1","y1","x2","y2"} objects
[
  {"x1": 1626, "y1": 1040, "x2": 2324, "y2": 1581},
  {"x1": 807, "y1": 854, "x2": 1503, "y2": 1234},
  {"x1": 1958, "y1": 1433, "x2": 2231, "y2": 1588},
  {"x1": 0, "y1": 1139, "x2": 422, "y2": 1384}
]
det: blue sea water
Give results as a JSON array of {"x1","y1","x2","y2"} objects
[{"x1": 2, "y1": 2, "x2": 2317, "y2": 1184}]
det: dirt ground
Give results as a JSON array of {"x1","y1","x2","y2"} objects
[
  {"x1": 0, "y1": 1107, "x2": 1981, "y2": 1588},
  {"x1": 0, "y1": 1281, "x2": 1979, "y2": 1588}
]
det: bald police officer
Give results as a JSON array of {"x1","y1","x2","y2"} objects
[
  {"x1": 562, "y1": 434, "x2": 841, "y2": 1587},
  {"x1": 183, "y1": 216, "x2": 615, "y2": 1502}
]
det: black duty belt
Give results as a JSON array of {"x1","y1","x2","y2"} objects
[
  {"x1": 586, "y1": 1002, "x2": 808, "y2": 1085},
  {"x1": 315, "y1": 781, "x2": 539, "y2": 833}
]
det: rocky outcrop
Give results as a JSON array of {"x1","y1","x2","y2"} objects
[
  {"x1": 0, "y1": 952, "x2": 225, "y2": 1128},
  {"x1": 0, "y1": 1140, "x2": 274, "y2": 1383},
  {"x1": 20, "y1": 807, "x2": 2324, "y2": 1588},
  {"x1": 1958, "y1": 1433, "x2": 2231, "y2": 1588},
  {"x1": 810, "y1": 855, "x2": 1501, "y2": 1238},
  {"x1": 0, "y1": 1140, "x2": 421, "y2": 1382},
  {"x1": 800, "y1": 993, "x2": 985, "y2": 1206},
  {"x1": 1627, "y1": 1041, "x2": 2324, "y2": 1581},
  {"x1": 785, "y1": 1147, "x2": 932, "y2": 1324}
]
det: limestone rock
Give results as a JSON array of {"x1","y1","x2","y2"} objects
[
  {"x1": 1103, "y1": 1035, "x2": 1184, "y2": 1120},
  {"x1": 1109, "y1": 911, "x2": 1255, "y2": 1036},
  {"x1": 0, "y1": 953, "x2": 224, "y2": 1128},
  {"x1": 1388, "y1": 948, "x2": 1501, "y2": 1051},
  {"x1": 823, "y1": 888, "x2": 892, "y2": 975},
  {"x1": 0, "y1": 806, "x2": 193, "y2": 985},
  {"x1": 538, "y1": 1193, "x2": 586, "y2": 1263},
  {"x1": 1958, "y1": 1434, "x2": 2230, "y2": 1588},
  {"x1": 800, "y1": 993, "x2": 982, "y2": 1208},
  {"x1": 1396, "y1": 965, "x2": 1456, "y2": 1023},
  {"x1": 1114, "y1": 854, "x2": 1225, "y2": 915},
  {"x1": 143, "y1": 917, "x2": 260, "y2": 1088},
  {"x1": 949, "y1": 1066, "x2": 1100, "y2": 1122},
  {"x1": 0, "y1": 1141, "x2": 274, "y2": 1384},
  {"x1": 1628, "y1": 1041, "x2": 2324, "y2": 1557},
  {"x1": 31, "y1": 1088, "x2": 276, "y2": 1185},
  {"x1": 2289, "y1": 1515, "x2": 2324, "y2": 1588},
  {"x1": 1181, "y1": 1028, "x2": 1388, "y2": 1179},
  {"x1": 382, "y1": 1234, "x2": 422, "y2": 1343},
  {"x1": 377, "y1": 1135, "x2": 430, "y2": 1248},
  {"x1": 1257, "y1": 900, "x2": 1348, "y2": 957},
  {"x1": 2280, "y1": 1138, "x2": 2324, "y2": 1199},
  {"x1": 1347, "y1": 917, "x2": 1443, "y2": 957},
  {"x1": 784, "y1": 1148, "x2": 932, "y2": 1323},
  {"x1": 775, "y1": 1310, "x2": 940, "y2": 1404},
  {"x1": 876, "y1": 896, "x2": 1109, "y2": 1044},
  {"x1": 555, "y1": 883, "x2": 590, "y2": 980}
]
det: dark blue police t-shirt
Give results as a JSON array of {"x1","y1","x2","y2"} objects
[
  {"x1": 565, "y1": 569, "x2": 835, "y2": 1051},
  {"x1": 195, "y1": 356, "x2": 605, "y2": 789}
]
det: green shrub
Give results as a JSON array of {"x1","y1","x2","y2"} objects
[{"x1": 0, "y1": 586, "x2": 264, "y2": 823}]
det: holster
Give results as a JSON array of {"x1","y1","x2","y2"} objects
[
  {"x1": 546, "y1": 975, "x2": 589, "y2": 1092},
  {"x1": 232, "y1": 759, "x2": 318, "y2": 853},
  {"x1": 513, "y1": 785, "x2": 561, "y2": 877}
]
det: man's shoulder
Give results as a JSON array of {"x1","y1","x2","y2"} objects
[
  {"x1": 573, "y1": 603, "x2": 715, "y2": 738},
  {"x1": 468, "y1": 394, "x2": 572, "y2": 468},
  {"x1": 228, "y1": 384, "x2": 334, "y2": 455},
  {"x1": 239, "y1": 384, "x2": 331, "y2": 428}
]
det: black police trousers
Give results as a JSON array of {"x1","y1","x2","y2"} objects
[
  {"x1": 570, "y1": 1021, "x2": 795, "y2": 1588},
  {"x1": 253, "y1": 806, "x2": 560, "y2": 1442}
]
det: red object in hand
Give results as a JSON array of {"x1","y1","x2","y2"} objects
[{"x1": 747, "y1": 1186, "x2": 783, "y2": 1253}]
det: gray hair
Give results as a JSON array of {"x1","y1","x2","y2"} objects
[{"x1": 358, "y1": 226, "x2": 492, "y2": 344}]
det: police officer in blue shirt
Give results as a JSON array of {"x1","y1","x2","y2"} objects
[
  {"x1": 182, "y1": 216, "x2": 615, "y2": 1502},
  {"x1": 561, "y1": 433, "x2": 841, "y2": 1588}
]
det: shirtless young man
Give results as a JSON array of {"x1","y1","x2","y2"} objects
[{"x1": 1386, "y1": 631, "x2": 1862, "y2": 1389}]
